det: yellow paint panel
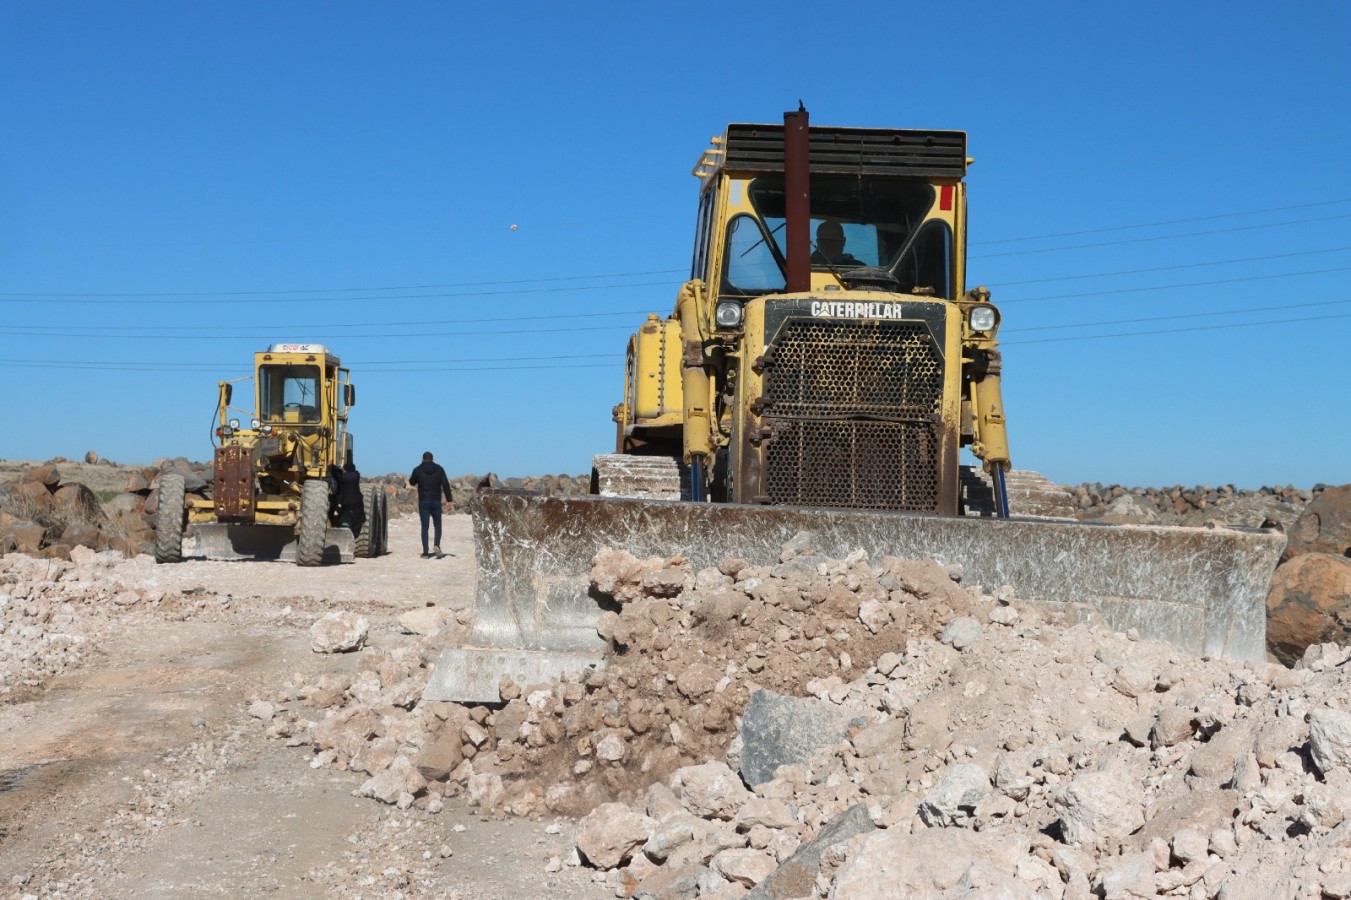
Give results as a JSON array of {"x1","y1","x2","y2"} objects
[{"x1": 632, "y1": 318, "x2": 684, "y2": 422}]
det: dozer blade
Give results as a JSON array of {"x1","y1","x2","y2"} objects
[
  {"x1": 423, "y1": 493, "x2": 1285, "y2": 703},
  {"x1": 185, "y1": 524, "x2": 355, "y2": 564}
]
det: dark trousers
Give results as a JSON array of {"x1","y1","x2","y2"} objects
[
  {"x1": 418, "y1": 498, "x2": 442, "y2": 553},
  {"x1": 338, "y1": 501, "x2": 365, "y2": 538}
]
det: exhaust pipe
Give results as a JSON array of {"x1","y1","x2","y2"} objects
[{"x1": 784, "y1": 103, "x2": 810, "y2": 293}]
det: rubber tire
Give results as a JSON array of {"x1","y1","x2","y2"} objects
[
  {"x1": 296, "y1": 478, "x2": 331, "y2": 567},
  {"x1": 354, "y1": 484, "x2": 380, "y2": 558},
  {"x1": 153, "y1": 473, "x2": 186, "y2": 563},
  {"x1": 375, "y1": 490, "x2": 390, "y2": 556}
]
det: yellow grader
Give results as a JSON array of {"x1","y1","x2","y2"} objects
[
  {"x1": 424, "y1": 111, "x2": 1286, "y2": 702},
  {"x1": 154, "y1": 343, "x2": 388, "y2": 566}
]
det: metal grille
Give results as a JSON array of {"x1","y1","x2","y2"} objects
[
  {"x1": 763, "y1": 319, "x2": 944, "y2": 511},
  {"x1": 723, "y1": 124, "x2": 967, "y2": 178}
]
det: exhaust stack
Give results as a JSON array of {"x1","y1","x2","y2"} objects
[{"x1": 784, "y1": 104, "x2": 811, "y2": 293}]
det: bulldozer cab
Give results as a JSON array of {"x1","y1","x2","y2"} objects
[
  {"x1": 693, "y1": 124, "x2": 967, "y2": 302},
  {"x1": 719, "y1": 174, "x2": 955, "y2": 297}
]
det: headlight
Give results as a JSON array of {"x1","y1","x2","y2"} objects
[
  {"x1": 715, "y1": 300, "x2": 743, "y2": 329},
  {"x1": 229, "y1": 418, "x2": 240, "y2": 429},
  {"x1": 250, "y1": 418, "x2": 261, "y2": 430},
  {"x1": 968, "y1": 305, "x2": 999, "y2": 333}
]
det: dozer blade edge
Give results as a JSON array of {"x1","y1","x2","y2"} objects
[
  {"x1": 185, "y1": 524, "x2": 355, "y2": 564},
  {"x1": 423, "y1": 493, "x2": 1285, "y2": 703}
]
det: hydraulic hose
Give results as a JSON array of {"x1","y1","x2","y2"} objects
[{"x1": 992, "y1": 465, "x2": 1011, "y2": 519}]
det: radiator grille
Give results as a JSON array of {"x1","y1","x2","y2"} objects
[{"x1": 763, "y1": 319, "x2": 944, "y2": 511}]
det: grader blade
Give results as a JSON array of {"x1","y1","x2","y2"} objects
[
  {"x1": 424, "y1": 493, "x2": 1285, "y2": 703},
  {"x1": 185, "y1": 524, "x2": 355, "y2": 563}
]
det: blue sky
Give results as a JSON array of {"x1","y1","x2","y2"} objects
[{"x1": 2, "y1": 1, "x2": 1347, "y2": 489}]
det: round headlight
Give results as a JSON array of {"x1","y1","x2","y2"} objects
[
  {"x1": 969, "y1": 305, "x2": 998, "y2": 333},
  {"x1": 250, "y1": 418, "x2": 261, "y2": 430},
  {"x1": 715, "y1": 300, "x2": 743, "y2": 329},
  {"x1": 229, "y1": 418, "x2": 241, "y2": 429}
]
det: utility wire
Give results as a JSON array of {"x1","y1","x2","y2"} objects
[
  {"x1": 2, "y1": 302, "x2": 1348, "y2": 371},
  {"x1": 4, "y1": 200, "x2": 1350, "y2": 302},
  {"x1": 1004, "y1": 298, "x2": 1351, "y2": 334},
  {"x1": 972, "y1": 197, "x2": 1351, "y2": 245},
  {"x1": 0, "y1": 280, "x2": 676, "y2": 305},
  {"x1": 991, "y1": 246, "x2": 1351, "y2": 287},
  {"x1": 999, "y1": 266, "x2": 1351, "y2": 305},
  {"x1": 6, "y1": 265, "x2": 1348, "y2": 337},
  {"x1": 972, "y1": 213, "x2": 1351, "y2": 259},
  {"x1": 0, "y1": 269, "x2": 686, "y2": 299},
  {"x1": 1005, "y1": 312, "x2": 1351, "y2": 346}
]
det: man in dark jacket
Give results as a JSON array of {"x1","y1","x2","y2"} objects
[
  {"x1": 409, "y1": 451, "x2": 453, "y2": 558},
  {"x1": 329, "y1": 461, "x2": 365, "y2": 537}
]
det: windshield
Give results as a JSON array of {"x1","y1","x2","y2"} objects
[
  {"x1": 722, "y1": 174, "x2": 952, "y2": 298},
  {"x1": 259, "y1": 365, "x2": 321, "y2": 423}
]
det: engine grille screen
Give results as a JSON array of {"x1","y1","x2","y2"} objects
[{"x1": 763, "y1": 319, "x2": 944, "y2": 511}]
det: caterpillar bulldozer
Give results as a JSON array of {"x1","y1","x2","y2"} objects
[
  {"x1": 154, "y1": 343, "x2": 389, "y2": 566},
  {"x1": 424, "y1": 110, "x2": 1285, "y2": 703}
]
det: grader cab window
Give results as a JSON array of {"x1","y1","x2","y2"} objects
[{"x1": 260, "y1": 365, "x2": 322, "y2": 423}]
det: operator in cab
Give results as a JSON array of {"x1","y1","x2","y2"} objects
[{"x1": 811, "y1": 221, "x2": 864, "y2": 267}]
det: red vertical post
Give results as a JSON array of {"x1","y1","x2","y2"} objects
[{"x1": 783, "y1": 105, "x2": 810, "y2": 293}]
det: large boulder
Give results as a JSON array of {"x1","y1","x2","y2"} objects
[
  {"x1": 1267, "y1": 553, "x2": 1351, "y2": 666},
  {"x1": 53, "y1": 483, "x2": 106, "y2": 523},
  {"x1": 1285, "y1": 485, "x2": 1351, "y2": 561},
  {"x1": 738, "y1": 689, "x2": 855, "y2": 787}
]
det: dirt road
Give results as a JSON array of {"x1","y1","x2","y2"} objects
[{"x1": 0, "y1": 515, "x2": 611, "y2": 899}]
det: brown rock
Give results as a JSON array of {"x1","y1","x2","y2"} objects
[
  {"x1": 23, "y1": 464, "x2": 61, "y2": 487},
  {"x1": 1285, "y1": 484, "x2": 1351, "y2": 560},
  {"x1": 53, "y1": 483, "x2": 106, "y2": 523},
  {"x1": 1266, "y1": 553, "x2": 1351, "y2": 666},
  {"x1": 17, "y1": 479, "x2": 54, "y2": 510},
  {"x1": 416, "y1": 720, "x2": 466, "y2": 781}
]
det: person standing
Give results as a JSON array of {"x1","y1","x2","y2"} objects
[
  {"x1": 329, "y1": 461, "x2": 365, "y2": 537},
  {"x1": 409, "y1": 451, "x2": 454, "y2": 558}
]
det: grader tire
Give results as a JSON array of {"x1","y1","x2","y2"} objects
[
  {"x1": 354, "y1": 485, "x2": 381, "y2": 558},
  {"x1": 296, "y1": 479, "x2": 331, "y2": 567},
  {"x1": 153, "y1": 473, "x2": 186, "y2": 563},
  {"x1": 375, "y1": 490, "x2": 390, "y2": 556}
]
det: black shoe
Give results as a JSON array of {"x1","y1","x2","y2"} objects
[{"x1": 420, "y1": 552, "x2": 432, "y2": 559}]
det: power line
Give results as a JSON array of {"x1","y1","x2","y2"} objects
[
  {"x1": 999, "y1": 266, "x2": 1351, "y2": 305},
  {"x1": 972, "y1": 213, "x2": 1351, "y2": 260},
  {"x1": 972, "y1": 197, "x2": 1351, "y2": 246},
  {"x1": 0, "y1": 322, "x2": 639, "y2": 340},
  {"x1": 0, "y1": 269, "x2": 686, "y2": 299},
  {"x1": 4, "y1": 200, "x2": 1350, "y2": 303},
  {"x1": 7, "y1": 263, "x2": 1348, "y2": 338},
  {"x1": 1005, "y1": 312, "x2": 1351, "y2": 346},
  {"x1": 0, "y1": 280, "x2": 676, "y2": 306},
  {"x1": 991, "y1": 246, "x2": 1351, "y2": 287},
  {"x1": 0, "y1": 353, "x2": 613, "y2": 370},
  {"x1": 1004, "y1": 298, "x2": 1351, "y2": 334},
  {"x1": 0, "y1": 309, "x2": 655, "y2": 334}
]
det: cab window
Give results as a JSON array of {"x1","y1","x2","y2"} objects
[
  {"x1": 260, "y1": 365, "x2": 321, "y2": 423},
  {"x1": 721, "y1": 214, "x2": 787, "y2": 294}
]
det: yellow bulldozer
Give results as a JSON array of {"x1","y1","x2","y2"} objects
[
  {"x1": 154, "y1": 343, "x2": 389, "y2": 566},
  {"x1": 424, "y1": 110, "x2": 1285, "y2": 702}
]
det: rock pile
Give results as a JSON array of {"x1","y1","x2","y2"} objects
[
  {"x1": 0, "y1": 547, "x2": 189, "y2": 698},
  {"x1": 1072, "y1": 482, "x2": 1315, "y2": 530},
  {"x1": 258, "y1": 539, "x2": 1351, "y2": 899},
  {"x1": 1266, "y1": 485, "x2": 1351, "y2": 666},
  {"x1": 0, "y1": 463, "x2": 145, "y2": 559},
  {"x1": 0, "y1": 457, "x2": 591, "y2": 561}
]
